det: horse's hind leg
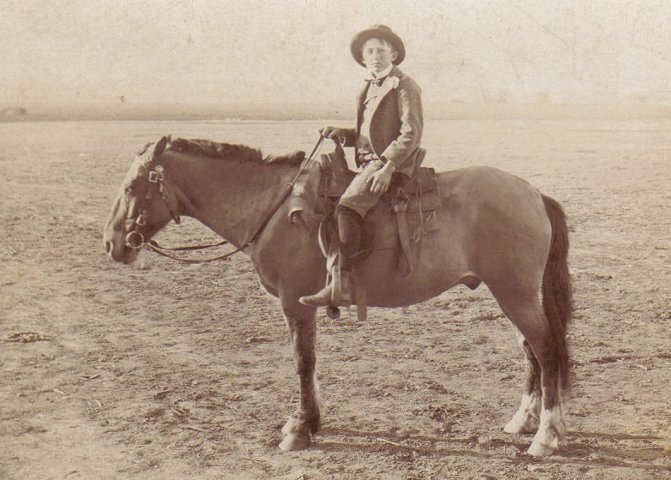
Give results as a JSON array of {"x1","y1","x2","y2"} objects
[
  {"x1": 504, "y1": 329, "x2": 542, "y2": 434},
  {"x1": 279, "y1": 299, "x2": 321, "y2": 451},
  {"x1": 494, "y1": 292, "x2": 566, "y2": 456}
]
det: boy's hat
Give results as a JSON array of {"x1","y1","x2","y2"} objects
[{"x1": 350, "y1": 24, "x2": 405, "y2": 67}]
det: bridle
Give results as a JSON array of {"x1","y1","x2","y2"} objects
[
  {"x1": 123, "y1": 158, "x2": 243, "y2": 263},
  {"x1": 124, "y1": 136, "x2": 325, "y2": 263},
  {"x1": 124, "y1": 163, "x2": 167, "y2": 250}
]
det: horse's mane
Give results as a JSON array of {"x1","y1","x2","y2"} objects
[{"x1": 166, "y1": 137, "x2": 305, "y2": 167}]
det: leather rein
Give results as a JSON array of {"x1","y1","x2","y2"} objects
[{"x1": 124, "y1": 136, "x2": 324, "y2": 263}]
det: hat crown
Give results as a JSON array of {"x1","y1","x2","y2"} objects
[{"x1": 350, "y1": 24, "x2": 406, "y2": 67}]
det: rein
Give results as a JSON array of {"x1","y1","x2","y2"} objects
[
  {"x1": 145, "y1": 239, "x2": 243, "y2": 263},
  {"x1": 125, "y1": 136, "x2": 325, "y2": 263}
]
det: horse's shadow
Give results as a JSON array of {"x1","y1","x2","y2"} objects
[
  {"x1": 312, "y1": 426, "x2": 671, "y2": 472},
  {"x1": 315, "y1": 425, "x2": 524, "y2": 458},
  {"x1": 558, "y1": 431, "x2": 670, "y2": 466}
]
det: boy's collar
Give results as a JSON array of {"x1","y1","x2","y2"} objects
[{"x1": 366, "y1": 64, "x2": 394, "y2": 80}]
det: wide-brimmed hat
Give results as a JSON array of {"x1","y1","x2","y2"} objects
[{"x1": 350, "y1": 24, "x2": 405, "y2": 67}]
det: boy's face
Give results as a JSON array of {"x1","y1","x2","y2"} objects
[{"x1": 361, "y1": 37, "x2": 398, "y2": 75}]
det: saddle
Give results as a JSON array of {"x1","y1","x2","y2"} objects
[{"x1": 288, "y1": 141, "x2": 441, "y2": 318}]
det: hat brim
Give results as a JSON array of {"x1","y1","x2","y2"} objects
[{"x1": 350, "y1": 28, "x2": 405, "y2": 67}]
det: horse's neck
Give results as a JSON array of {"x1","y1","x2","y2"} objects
[{"x1": 169, "y1": 152, "x2": 297, "y2": 247}]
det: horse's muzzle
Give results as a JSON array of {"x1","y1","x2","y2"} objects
[{"x1": 103, "y1": 232, "x2": 138, "y2": 264}]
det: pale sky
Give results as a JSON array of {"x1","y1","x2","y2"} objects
[{"x1": 3, "y1": 0, "x2": 671, "y2": 108}]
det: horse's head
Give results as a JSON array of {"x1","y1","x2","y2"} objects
[{"x1": 103, "y1": 136, "x2": 181, "y2": 264}]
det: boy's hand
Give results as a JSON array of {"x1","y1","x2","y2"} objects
[{"x1": 367, "y1": 160, "x2": 395, "y2": 194}]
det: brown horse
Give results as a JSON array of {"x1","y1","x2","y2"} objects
[{"x1": 103, "y1": 136, "x2": 573, "y2": 456}]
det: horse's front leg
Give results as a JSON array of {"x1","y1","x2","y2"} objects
[{"x1": 279, "y1": 298, "x2": 320, "y2": 451}]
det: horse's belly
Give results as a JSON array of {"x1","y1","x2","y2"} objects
[{"x1": 359, "y1": 245, "x2": 467, "y2": 307}]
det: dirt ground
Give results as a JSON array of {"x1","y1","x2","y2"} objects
[{"x1": 1, "y1": 118, "x2": 670, "y2": 480}]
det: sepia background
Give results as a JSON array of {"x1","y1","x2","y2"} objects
[
  {"x1": 3, "y1": 0, "x2": 671, "y2": 119},
  {"x1": 1, "y1": 1, "x2": 670, "y2": 479}
]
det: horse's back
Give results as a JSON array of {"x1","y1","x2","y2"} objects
[
  {"x1": 435, "y1": 166, "x2": 549, "y2": 231},
  {"x1": 436, "y1": 165, "x2": 542, "y2": 205}
]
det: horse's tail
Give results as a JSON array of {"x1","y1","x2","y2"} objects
[{"x1": 541, "y1": 194, "x2": 573, "y2": 393}]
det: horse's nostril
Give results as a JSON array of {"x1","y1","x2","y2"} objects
[{"x1": 105, "y1": 241, "x2": 113, "y2": 254}]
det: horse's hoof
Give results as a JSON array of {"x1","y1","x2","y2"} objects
[
  {"x1": 279, "y1": 431, "x2": 311, "y2": 451},
  {"x1": 527, "y1": 440, "x2": 556, "y2": 456},
  {"x1": 504, "y1": 417, "x2": 536, "y2": 434},
  {"x1": 527, "y1": 429, "x2": 560, "y2": 456},
  {"x1": 282, "y1": 415, "x2": 320, "y2": 436}
]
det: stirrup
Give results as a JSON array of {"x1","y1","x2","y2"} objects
[
  {"x1": 330, "y1": 266, "x2": 353, "y2": 307},
  {"x1": 329, "y1": 266, "x2": 367, "y2": 321}
]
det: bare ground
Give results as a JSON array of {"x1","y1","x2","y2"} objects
[{"x1": 1, "y1": 119, "x2": 670, "y2": 479}]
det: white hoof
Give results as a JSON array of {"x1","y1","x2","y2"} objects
[
  {"x1": 527, "y1": 427, "x2": 560, "y2": 456},
  {"x1": 527, "y1": 438, "x2": 557, "y2": 456},
  {"x1": 504, "y1": 416, "x2": 536, "y2": 434},
  {"x1": 279, "y1": 431, "x2": 311, "y2": 451}
]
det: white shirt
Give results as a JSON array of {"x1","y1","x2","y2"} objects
[{"x1": 357, "y1": 65, "x2": 395, "y2": 156}]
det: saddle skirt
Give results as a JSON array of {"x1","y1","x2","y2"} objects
[
  {"x1": 289, "y1": 141, "x2": 441, "y2": 276},
  {"x1": 374, "y1": 166, "x2": 441, "y2": 250}
]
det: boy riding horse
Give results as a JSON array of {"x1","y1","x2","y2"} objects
[{"x1": 300, "y1": 25, "x2": 424, "y2": 307}]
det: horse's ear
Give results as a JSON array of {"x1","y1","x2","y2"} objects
[{"x1": 153, "y1": 136, "x2": 169, "y2": 158}]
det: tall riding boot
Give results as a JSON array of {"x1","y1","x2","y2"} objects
[
  {"x1": 299, "y1": 265, "x2": 354, "y2": 307},
  {"x1": 299, "y1": 207, "x2": 361, "y2": 307}
]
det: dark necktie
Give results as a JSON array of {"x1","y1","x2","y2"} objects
[{"x1": 368, "y1": 76, "x2": 386, "y2": 87}]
